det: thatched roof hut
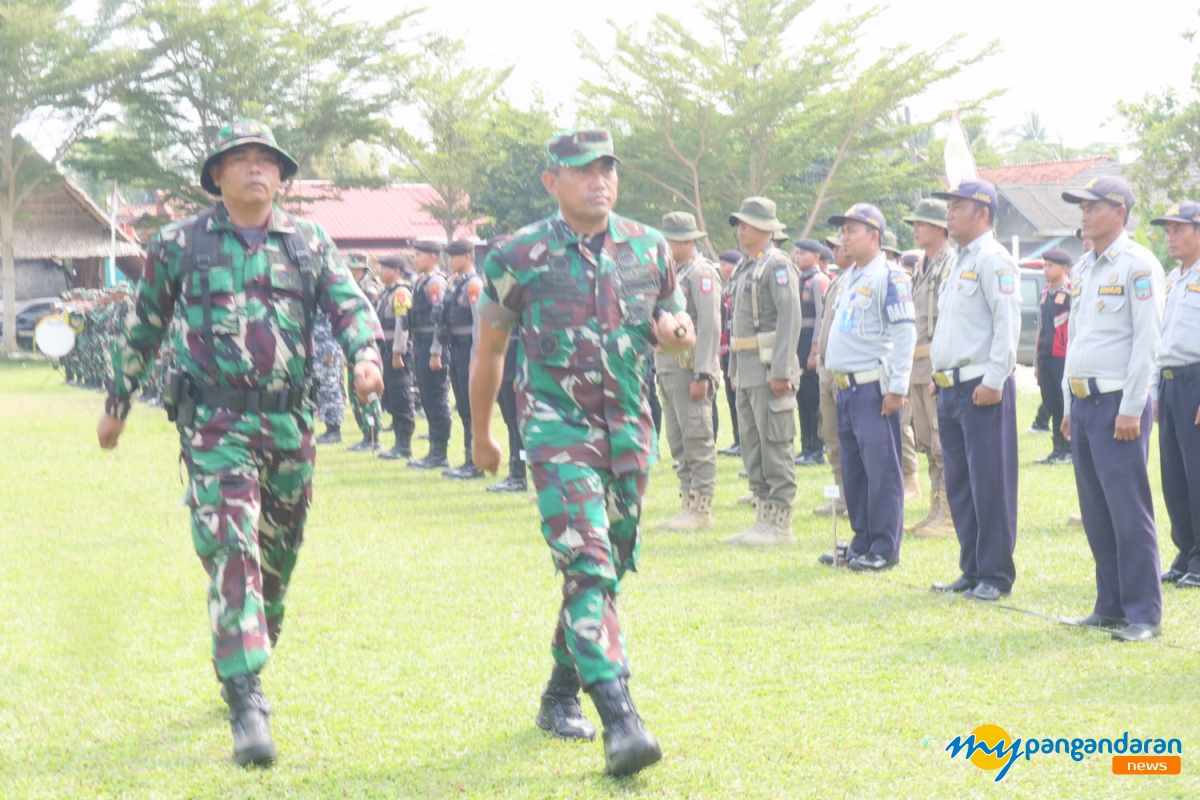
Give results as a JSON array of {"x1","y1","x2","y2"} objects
[{"x1": 4, "y1": 140, "x2": 144, "y2": 299}]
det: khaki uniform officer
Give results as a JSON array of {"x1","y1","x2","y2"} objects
[
  {"x1": 726, "y1": 197, "x2": 803, "y2": 546},
  {"x1": 655, "y1": 212, "x2": 722, "y2": 531}
]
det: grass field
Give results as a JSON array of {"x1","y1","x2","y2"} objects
[{"x1": 1, "y1": 358, "x2": 1198, "y2": 798}]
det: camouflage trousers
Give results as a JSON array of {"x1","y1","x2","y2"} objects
[
  {"x1": 314, "y1": 354, "x2": 345, "y2": 426},
  {"x1": 532, "y1": 461, "x2": 647, "y2": 689},
  {"x1": 182, "y1": 411, "x2": 314, "y2": 679},
  {"x1": 348, "y1": 363, "x2": 370, "y2": 435}
]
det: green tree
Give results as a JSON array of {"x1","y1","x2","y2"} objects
[
  {"x1": 575, "y1": 0, "x2": 997, "y2": 251},
  {"x1": 0, "y1": 0, "x2": 141, "y2": 355},
  {"x1": 385, "y1": 34, "x2": 513, "y2": 242},
  {"x1": 471, "y1": 96, "x2": 558, "y2": 240},
  {"x1": 69, "y1": 0, "x2": 414, "y2": 216}
]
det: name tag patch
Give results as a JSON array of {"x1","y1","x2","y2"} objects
[
  {"x1": 960, "y1": 271, "x2": 979, "y2": 281},
  {"x1": 1097, "y1": 285, "x2": 1125, "y2": 296}
]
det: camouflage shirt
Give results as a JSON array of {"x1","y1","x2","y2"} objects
[
  {"x1": 478, "y1": 212, "x2": 684, "y2": 474},
  {"x1": 106, "y1": 202, "x2": 382, "y2": 435}
]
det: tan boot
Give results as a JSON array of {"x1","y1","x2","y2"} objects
[
  {"x1": 736, "y1": 503, "x2": 796, "y2": 547},
  {"x1": 904, "y1": 472, "x2": 922, "y2": 501},
  {"x1": 656, "y1": 492, "x2": 694, "y2": 531},
  {"x1": 725, "y1": 502, "x2": 768, "y2": 544},
  {"x1": 908, "y1": 489, "x2": 955, "y2": 539},
  {"x1": 688, "y1": 493, "x2": 714, "y2": 529}
]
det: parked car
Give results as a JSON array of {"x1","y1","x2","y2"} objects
[
  {"x1": 0, "y1": 296, "x2": 62, "y2": 350},
  {"x1": 1017, "y1": 266, "x2": 1046, "y2": 366}
]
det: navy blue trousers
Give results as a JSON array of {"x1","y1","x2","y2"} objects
[
  {"x1": 1156, "y1": 376, "x2": 1200, "y2": 575},
  {"x1": 1070, "y1": 391, "x2": 1161, "y2": 624},
  {"x1": 937, "y1": 374, "x2": 1018, "y2": 592},
  {"x1": 837, "y1": 381, "x2": 903, "y2": 559},
  {"x1": 1159, "y1": 374, "x2": 1200, "y2": 575}
]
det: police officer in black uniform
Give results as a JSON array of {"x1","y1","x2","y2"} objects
[
  {"x1": 440, "y1": 239, "x2": 485, "y2": 479},
  {"x1": 407, "y1": 240, "x2": 452, "y2": 469},
  {"x1": 793, "y1": 238, "x2": 829, "y2": 465},
  {"x1": 378, "y1": 255, "x2": 417, "y2": 459}
]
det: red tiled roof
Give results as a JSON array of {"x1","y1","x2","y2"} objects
[
  {"x1": 283, "y1": 182, "x2": 477, "y2": 244},
  {"x1": 977, "y1": 157, "x2": 1115, "y2": 186}
]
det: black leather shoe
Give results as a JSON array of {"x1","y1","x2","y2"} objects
[
  {"x1": 963, "y1": 583, "x2": 1009, "y2": 602},
  {"x1": 848, "y1": 553, "x2": 898, "y2": 572},
  {"x1": 1112, "y1": 622, "x2": 1162, "y2": 642},
  {"x1": 1162, "y1": 568, "x2": 1186, "y2": 584},
  {"x1": 1034, "y1": 452, "x2": 1059, "y2": 465},
  {"x1": 408, "y1": 452, "x2": 450, "y2": 469},
  {"x1": 1176, "y1": 573, "x2": 1200, "y2": 588},
  {"x1": 315, "y1": 427, "x2": 342, "y2": 444},
  {"x1": 818, "y1": 546, "x2": 859, "y2": 567},
  {"x1": 1061, "y1": 613, "x2": 1127, "y2": 630},
  {"x1": 738, "y1": 470, "x2": 748, "y2": 479},
  {"x1": 347, "y1": 437, "x2": 373, "y2": 452},
  {"x1": 534, "y1": 663, "x2": 596, "y2": 741},
  {"x1": 718, "y1": 444, "x2": 741, "y2": 457},
  {"x1": 444, "y1": 463, "x2": 484, "y2": 480},
  {"x1": 378, "y1": 445, "x2": 412, "y2": 460},
  {"x1": 931, "y1": 575, "x2": 977, "y2": 593}
]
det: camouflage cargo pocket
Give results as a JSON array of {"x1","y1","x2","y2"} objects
[
  {"x1": 186, "y1": 472, "x2": 257, "y2": 561},
  {"x1": 269, "y1": 267, "x2": 306, "y2": 333}
]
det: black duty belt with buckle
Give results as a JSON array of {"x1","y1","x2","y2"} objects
[
  {"x1": 190, "y1": 378, "x2": 314, "y2": 413},
  {"x1": 1161, "y1": 363, "x2": 1200, "y2": 381}
]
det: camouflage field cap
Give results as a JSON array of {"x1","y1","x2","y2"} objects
[
  {"x1": 660, "y1": 211, "x2": 706, "y2": 241},
  {"x1": 545, "y1": 128, "x2": 623, "y2": 168},
  {"x1": 729, "y1": 196, "x2": 786, "y2": 232},
  {"x1": 201, "y1": 118, "x2": 299, "y2": 196},
  {"x1": 345, "y1": 251, "x2": 370, "y2": 270}
]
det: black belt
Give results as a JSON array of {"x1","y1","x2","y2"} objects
[
  {"x1": 413, "y1": 327, "x2": 435, "y2": 335},
  {"x1": 188, "y1": 378, "x2": 314, "y2": 413},
  {"x1": 1161, "y1": 363, "x2": 1200, "y2": 381},
  {"x1": 449, "y1": 329, "x2": 473, "y2": 338}
]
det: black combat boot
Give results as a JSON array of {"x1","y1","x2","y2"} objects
[
  {"x1": 488, "y1": 459, "x2": 528, "y2": 492},
  {"x1": 379, "y1": 433, "x2": 412, "y2": 460},
  {"x1": 407, "y1": 443, "x2": 450, "y2": 469},
  {"x1": 534, "y1": 663, "x2": 597, "y2": 741},
  {"x1": 587, "y1": 678, "x2": 661, "y2": 777},
  {"x1": 221, "y1": 673, "x2": 277, "y2": 767},
  {"x1": 316, "y1": 424, "x2": 341, "y2": 444},
  {"x1": 347, "y1": 432, "x2": 373, "y2": 452}
]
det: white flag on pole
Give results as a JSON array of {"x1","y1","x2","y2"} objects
[{"x1": 944, "y1": 110, "x2": 977, "y2": 189}]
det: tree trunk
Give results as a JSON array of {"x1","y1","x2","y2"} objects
[{"x1": 1, "y1": 206, "x2": 15, "y2": 356}]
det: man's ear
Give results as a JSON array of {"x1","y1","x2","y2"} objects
[{"x1": 541, "y1": 169, "x2": 557, "y2": 198}]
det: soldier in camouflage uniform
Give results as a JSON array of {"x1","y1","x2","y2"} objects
[
  {"x1": 97, "y1": 119, "x2": 384, "y2": 767},
  {"x1": 654, "y1": 212, "x2": 722, "y2": 532},
  {"x1": 471, "y1": 128, "x2": 694, "y2": 777},
  {"x1": 313, "y1": 309, "x2": 346, "y2": 442},
  {"x1": 346, "y1": 253, "x2": 384, "y2": 451}
]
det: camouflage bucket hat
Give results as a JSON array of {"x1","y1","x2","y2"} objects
[
  {"x1": 882, "y1": 230, "x2": 902, "y2": 256},
  {"x1": 729, "y1": 196, "x2": 786, "y2": 232},
  {"x1": 546, "y1": 128, "x2": 623, "y2": 168},
  {"x1": 200, "y1": 118, "x2": 299, "y2": 196},
  {"x1": 660, "y1": 211, "x2": 706, "y2": 241}
]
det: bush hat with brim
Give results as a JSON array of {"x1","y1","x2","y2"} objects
[
  {"x1": 729, "y1": 196, "x2": 786, "y2": 233},
  {"x1": 201, "y1": 118, "x2": 298, "y2": 196},
  {"x1": 902, "y1": 198, "x2": 949, "y2": 229},
  {"x1": 661, "y1": 211, "x2": 707, "y2": 241}
]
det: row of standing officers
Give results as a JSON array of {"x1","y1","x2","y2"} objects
[{"x1": 648, "y1": 175, "x2": 1192, "y2": 647}]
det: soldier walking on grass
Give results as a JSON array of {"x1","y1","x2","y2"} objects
[
  {"x1": 97, "y1": 119, "x2": 383, "y2": 766},
  {"x1": 470, "y1": 128, "x2": 694, "y2": 777}
]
